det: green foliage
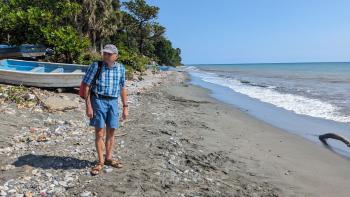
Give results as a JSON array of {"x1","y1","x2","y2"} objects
[
  {"x1": 118, "y1": 47, "x2": 149, "y2": 72},
  {"x1": 43, "y1": 26, "x2": 90, "y2": 63},
  {"x1": 155, "y1": 37, "x2": 182, "y2": 66},
  {"x1": 78, "y1": 51, "x2": 102, "y2": 65},
  {"x1": 123, "y1": 0, "x2": 159, "y2": 22},
  {"x1": 0, "y1": 0, "x2": 87, "y2": 63},
  {"x1": 0, "y1": 0, "x2": 182, "y2": 72},
  {"x1": 0, "y1": 85, "x2": 31, "y2": 104},
  {"x1": 122, "y1": 0, "x2": 163, "y2": 55}
]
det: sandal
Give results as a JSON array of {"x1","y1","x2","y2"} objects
[
  {"x1": 90, "y1": 162, "x2": 104, "y2": 176},
  {"x1": 105, "y1": 159, "x2": 123, "y2": 168}
]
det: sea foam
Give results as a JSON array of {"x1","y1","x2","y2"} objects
[{"x1": 188, "y1": 68, "x2": 349, "y2": 123}]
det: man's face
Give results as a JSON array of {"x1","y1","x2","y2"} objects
[{"x1": 103, "y1": 52, "x2": 118, "y2": 63}]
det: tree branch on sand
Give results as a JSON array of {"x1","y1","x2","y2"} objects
[{"x1": 319, "y1": 133, "x2": 350, "y2": 148}]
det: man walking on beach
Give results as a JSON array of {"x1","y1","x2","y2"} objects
[{"x1": 82, "y1": 44, "x2": 128, "y2": 175}]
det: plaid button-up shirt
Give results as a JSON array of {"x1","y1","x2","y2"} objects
[{"x1": 82, "y1": 61, "x2": 126, "y2": 98}]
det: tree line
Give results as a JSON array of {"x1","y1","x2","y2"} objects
[{"x1": 0, "y1": 0, "x2": 182, "y2": 72}]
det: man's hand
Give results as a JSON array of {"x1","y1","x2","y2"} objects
[
  {"x1": 86, "y1": 105, "x2": 93, "y2": 119},
  {"x1": 122, "y1": 107, "x2": 128, "y2": 120}
]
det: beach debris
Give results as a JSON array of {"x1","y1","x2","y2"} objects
[
  {"x1": 0, "y1": 190, "x2": 6, "y2": 196},
  {"x1": 24, "y1": 191, "x2": 32, "y2": 197},
  {"x1": 40, "y1": 190, "x2": 47, "y2": 197},
  {"x1": 104, "y1": 168, "x2": 113, "y2": 173},
  {"x1": 4, "y1": 108, "x2": 16, "y2": 115},
  {"x1": 31, "y1": 169, "x2": 38, "y2": 175},
  {"x1": 80, "y1": 191, "x2": 92, "y2": 197},
  {"x1": 0, "y1": 165, "x2": 15, "y2": 171},
  {"x1": 37, "y1": 134, "x2": 48, "y2": 142},
  {"x1": 24, "y1": 93, "x2": 36, "y2": 101},
  {"x1": 116, "y1": 133, "x2": 127, "y2": 137},
  {"x1": 0, "y1": 147, "x2": 13, "y2": 154},
  {"x1": 319, "y1": 133, "x2": 350, "y2": 148}
]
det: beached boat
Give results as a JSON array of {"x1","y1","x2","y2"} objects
[
  {"x1": 0, "y1": 59, "x2": 88, "y2": 87},
  {"x1": 0, "y1": 44, "x2": 46, "y2": 59}
]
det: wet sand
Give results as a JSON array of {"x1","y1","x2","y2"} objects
[{"x1": 0, "y1": 70, "x2": 350, "y2": 196}]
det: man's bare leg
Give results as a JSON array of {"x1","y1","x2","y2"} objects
[
  {"x1": 105, "y1": 127, "x2": 115, "y2": 161},
  {"x1": 95, "y1": 128, "x2": 105, "y2": 164}
]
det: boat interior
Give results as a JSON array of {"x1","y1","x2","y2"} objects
[{"x1": 0, "y1": 59, "x2": 87, "y2": 73}]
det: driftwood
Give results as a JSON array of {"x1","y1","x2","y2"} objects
[
  {"x1": 116, "y1": 133, "x2": 127, "y2": 137},
  {"x1": 319, "y1": 133, "x2": 350, "y2": 148}
]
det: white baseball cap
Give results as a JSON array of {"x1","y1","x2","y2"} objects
[{"x1": 101, "y1": 44, "x2": 118, "y2": 54}]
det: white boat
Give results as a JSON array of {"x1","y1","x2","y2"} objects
[{"x1": 0, "y1": 59, "x2": 88, "y2": 87}]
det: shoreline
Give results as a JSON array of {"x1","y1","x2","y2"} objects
[
  {"x1": 180, "y1": 70, "x2": 350, "y2": 196},
  {"x1": 187, "y1": 69, "x2": 350, "y2": 158},
  {"x1": 0, "y1": 70, "x2": 349, "y2": 196}
]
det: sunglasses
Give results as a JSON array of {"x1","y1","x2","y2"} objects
[{"x1": 103, "y1": 52, "x2": 114, "y2": 56}]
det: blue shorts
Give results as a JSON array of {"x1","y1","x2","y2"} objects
[{"x1": 90, "y1": 94, "x2": 119, "y2": 129}]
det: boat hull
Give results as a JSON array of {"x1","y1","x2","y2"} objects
[
  {"x1": 0, "y1": 59, "x2": 88, "y2": 87},
  {"x1": 0, "y1": 70, "x2": 84, "y2": 87}
]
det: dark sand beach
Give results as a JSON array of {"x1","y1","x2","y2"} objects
[{"x1": 0, "y1": 70, "x2": 350, "y2": 196}]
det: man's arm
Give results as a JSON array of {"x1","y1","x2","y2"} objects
[
  {"x1": 84, "y1": 84, "x2": 93, "y2": 118},
  {"x1": 120, "y1": 65, "x2": 128, "y2": 120},
  {"x1": 121, "y1": 87, "x2": 128, "y2": 120},
  {"x1": 82, "y1": 62, "x2": 98, "y2": 118},
  {"x1": 121, "y1": 87, "x2": 127, "y2": 107}
]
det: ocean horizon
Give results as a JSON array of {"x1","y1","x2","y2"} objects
[{"x1": 187, "y1": 61, "x2": 350, "y2": 65}]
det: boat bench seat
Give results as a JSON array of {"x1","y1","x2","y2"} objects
[
  {"x1": 50, "y1": 68, "x2": 64, "y2": 73},
  {"x1": 30, "y1": 67, "x2": 44, "y2": 72},
  {"x1": 72, "y1": 69, "x2": 82, "y2": 73}
]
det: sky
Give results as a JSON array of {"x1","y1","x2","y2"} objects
[{"x1": 146, "y1": 0, "x2": 350, "y2": 64}]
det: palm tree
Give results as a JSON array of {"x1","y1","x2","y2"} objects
[{"x1": 78, "y1": 0, "x2": 121, "y2": 52}]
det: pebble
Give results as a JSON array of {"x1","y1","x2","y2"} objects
[
  {"x1": 59, "y1": 181, "x2": 68, "y2": 187},
  {"x1": 104, "y1": 168, "x2": 113, "y2": 173},
  {"x1": 40, "y1": 190, "x2": 47, "y2": 197},
  {"x1": 31, "y1": 169, "x2": 38, "y2": 175},
  {"x1": 24, "y1": 93, "x2": 36, "y2": 100},
  {"x1": 80, "y1": 191, "x2": 92, "y2": 197},
  {"x1": 284, "y1": 170, "x2": 292, "y2": 175},
  {"x1": 24, "y1": 191, "x2": 32, "y2": 197},
  {"x1": 47, "y1": 189, "x2": 55, "y2": 194},
  {"x1": 0, "y1": 92, "x2": 8, "y2": 98},
  {"x1": 0, "y1": 147, "x2": 13, "y2": 154},
  {"x1": 64, "y1": 176, "x2": 74, "y2": 182},
  {"x1": 4, "y1": 108, "x2": 16, "y2": 115},
  {"x1": 45, "y1": 172, "x2": 52, "y2": 177},
  {"x1": 23, "y1": 176, "x2": 31, "y2": 181},
  {"x1": 0, "y1": 186, "x2": 8, "y2": 191},
  {"x1": 0, "y1": 164, "x2": 15, "y2": 171},
  {"x1": 0, "y1": 191, "x2": 6, "y2": 196}
]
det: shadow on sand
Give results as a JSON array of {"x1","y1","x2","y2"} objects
[{"x1": 12, "y1": 154, "x2": 93, "y2": 170}]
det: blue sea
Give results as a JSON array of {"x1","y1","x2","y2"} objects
[{"x1": 184, "y1": 62, "x2": 350, "y2": 158}]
